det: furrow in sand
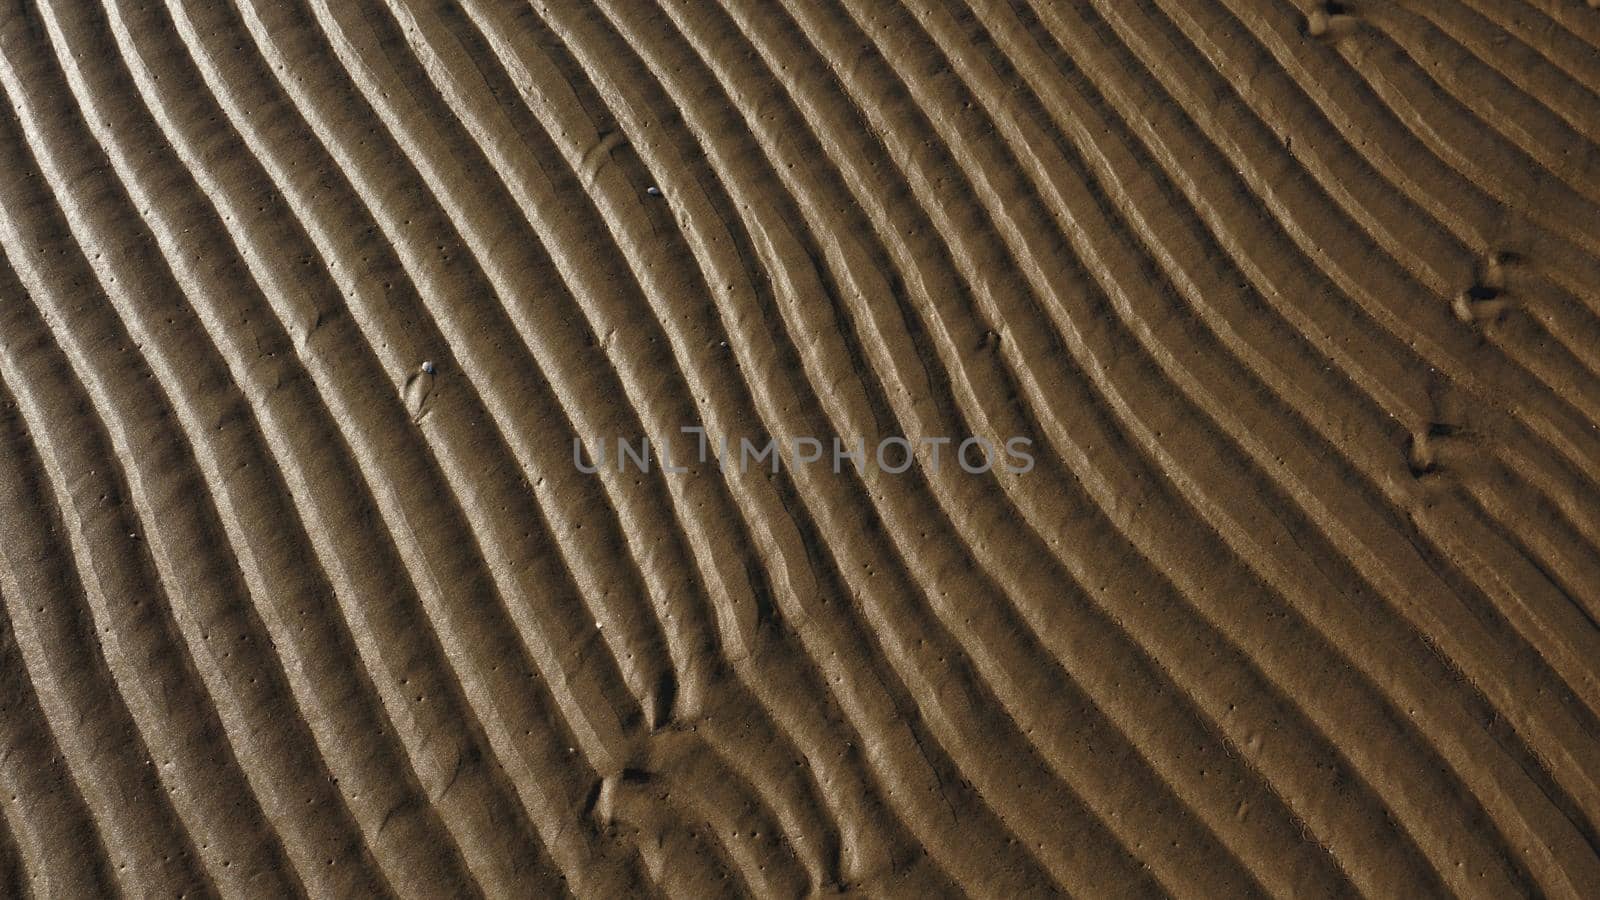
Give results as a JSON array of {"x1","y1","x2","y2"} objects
[
  {"x1": 649, "y1": 0, "x2": 1440, "y2": 890},
  {"x1": 507, "y1": 4, "x2": 1079, "y2": 893},
  {"x1": 641, "y1": 731, "x2": 813, "y2": 897},
  {"x1": 617, "y1": 0, "x2": 1395, "y2": 890},
  {"x1": 0, "y1": 0, "x2": 1595, "y2": 895},
  {"x1": 303, "y1": 0, "x2": 658, "y2": 770},
  {"x1": 742, "y1": 0, "x2": 1478, "y2": 890},
  {"x1": 578, "y1": 2, "x2": 1295, "y2": 895},
  {"x1": 372, "y1": 0, "x2": 864, "y2": 887},
  {"x1": 998, "y1": 0, "x2": 1600, "y2": 883},
  {"x1": 454, "y1": 2, "x2": 962, "y2": 889},
  {"x1": 1024, "y1": 0, "x2": 1600, "y2": 749},
  {"x1": 166, "y1": 0, "x2": 637, "y2": 893},
  {"x1": 1079, "y1": 0, "x2": 1600, "y2": 544},
  {"x1": 142, "y1": 0, "x2": 623, "y2": 892},
  {"x1": 0, "y1": 290, "x2": 209, "y2": 898},
  {"x1": 642, "y1": 1, "x2": 1370, "y2": 895},
  {"x1": 280, "y1": 0, "x2": 812, "y2": 883},
  {"x1": 1457, "y1": 0, "x2": 1600, "y2": 96},
  {"x1": 0, "y1": 798, "x2": 23, "y2": 899},
  {"x1": 307, "y1": 0, "x2": 679, "y2": 741},
  {"x1": 1347, "y1": 4, "x2": 1600, "y2": 206},
  {"x1": 376, "y1": 0, "x2": 719, "y2": 731},
  {"x1": 1152, "y1": 0, "x2": 1600, "y2": 418},
  {"x1": 531, "y1": 3, "x2": 1184, "y2": 890},
  {"x1": 1230, "y1": 0, "x2": 1600, "y2": 356},
  {"x1": 465, "y1": 0, "x2": 1043, "y2": 892},
  {"x1": 1136, "y1": 0, "x2": 1600, "y2": 640},
  {"x1": 0, "y1": 253, "x2": 286, "y2": 895},
  {"x1": 1, "y1": 176, "x2": 356, "y2": 887},
  {"x1": 1214, "y1": 0, "x2": 1600, "y2": 330},
  {"x1": 672, "y1": 0, "x2": 1497, "y2": 890},
  {"x1": 1308, "y1": 7, "x2": 1600, "y2": 267},
  {"x1": 1048, "y1": 0, "x2": 1600, "y2": 841},
  {"x1": 271, "y1": 0, "x2": 651, "y2": 818},
  {"x1": 996, "y1": 0, "x2": 1600, "y2": 797},
  {"x1": 308, "y1": 0, "x2": 838, "y2": 883},
  {"x1": 0, "y1": 387, "x2": 130, "y2": 899},
  {"x1": 66, "y1": 1, "x2": 517, "y2": 893},
  {"x1": 1279, "y1": 1, "x2": 1600, "y2": 419},
  {"x1": 17, "y1": 5, "x2": 513, "y2": 895},
  {"x1": 1383, "y1": 0, "x2": 1600, "y2": 145},
  {"x1": 792, "y1": 0, "x2": 1600, "y2": 894},
  {"x1": 1133, "y1": 0, "x2": 1600, "y2": 490},
  {"x1": 0, "y1": 622, "x2": 113, "y2": 899}
]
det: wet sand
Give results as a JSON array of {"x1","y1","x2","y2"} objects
[{"x1": 0, "y1": 0, "x2": 1598, "y2": 896}]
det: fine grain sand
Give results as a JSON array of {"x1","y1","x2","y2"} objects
[{"x1": 1, "y1": 0, "x2": 1599, "y2": 896}]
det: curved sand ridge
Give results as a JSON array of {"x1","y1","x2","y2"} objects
[{"x1": 0, "y1": 0, "x2": 1598, "y2": 896}]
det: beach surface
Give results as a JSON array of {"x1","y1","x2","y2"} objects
[{"x1": 0, "y1": 0, "x2": 1598, "y2": 896}]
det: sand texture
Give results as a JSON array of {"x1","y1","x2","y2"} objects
[{"x1": 1, "y1": 0, "x2": 1599, "y2": 896}]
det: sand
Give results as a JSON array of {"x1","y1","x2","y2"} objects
[{"x1": 0, "y1": 0, "x2": 1597, "y2": 896}]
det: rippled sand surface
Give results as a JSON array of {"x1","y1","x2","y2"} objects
[{"x1": 1, "y1": 0, "x2": 1599, "y2": 896}]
